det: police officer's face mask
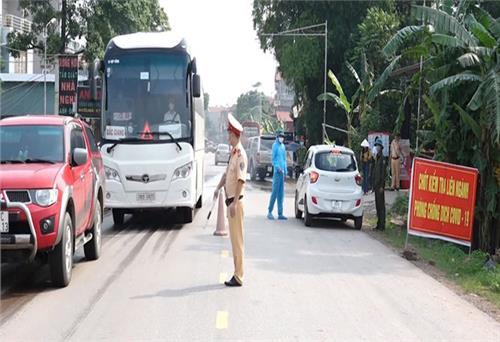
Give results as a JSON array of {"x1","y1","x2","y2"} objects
[{"x1": 279, "y1": 137, "x2": 284, "y2": 143}]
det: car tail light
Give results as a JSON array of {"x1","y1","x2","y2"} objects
[
  {"x1": 355, "y1": 174, "x2": 363, "y2": 186},
  {"x1": 355, "y1": 199, "x2": 361, "y2": 207},
  {"x1": 312, "y1": 196, "x2": 318, "y2": 205},
  {"x1": 310, "y1": 171, "x2": 319, "y2": 184}
]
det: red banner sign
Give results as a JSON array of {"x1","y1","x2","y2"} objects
[{"x1": 408, "y1": 158, "x2": 478, "y2": 246}]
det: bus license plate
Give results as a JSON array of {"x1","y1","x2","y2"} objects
[
  {"x1": 0, "y1": 211, "x2": 8, "y2": 233},
  {"x1": 332, "y1": 201, "x2": 342, "y2": 210},
  {"x1": 137, "y1": 192, "x2": 155, "y2": 202}
]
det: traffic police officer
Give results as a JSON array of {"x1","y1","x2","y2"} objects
[{"x1": 214, "y1": 114, "x2": 248, "y2": 287}]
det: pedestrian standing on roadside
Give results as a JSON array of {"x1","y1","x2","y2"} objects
[
  {"x1": 267, "y1": 131, "x2": 288, "y2": 220},
  {"x1": 214, "y1": 114, "x2": 248, "y2": 287},
  {"x1": 360, "y1": 139, "x2": 372, "y2": 195},
  {"x1": 373, "y1": 138, "x2": 386, "y2": 230},
  {"x1": 390, "y1": 134, "x2": 402, "y2": 191}
]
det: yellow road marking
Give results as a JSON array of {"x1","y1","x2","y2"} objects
[
  {"x1": 219, "y1": 272, "x2": 228, "y2": 284},
  {"x1": 216, "y1": 311, "x2": 228, "y2": 329},
  {"x1": 221, "y1": 250, "x2": 229, "y2": 258}
]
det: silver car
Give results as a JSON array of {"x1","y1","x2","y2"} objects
[{"x1": 215, "y1": 144, "x2": 230, "y2": 165}]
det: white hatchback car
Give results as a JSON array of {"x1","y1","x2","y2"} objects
[{"x1": 295, "y1": 145, "x2": 363, "y2": 229}]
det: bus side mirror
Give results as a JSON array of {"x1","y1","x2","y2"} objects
[
  {"x1": 193, "y1": 74, "x2": 201, "y2": 98},
  {"x1": 191, "y1": 58, "x2": 197, "y2": 74}
]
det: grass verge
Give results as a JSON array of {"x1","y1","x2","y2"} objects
[{"x1": 371, "y1": 194, "x2": 500, "y2": 308}]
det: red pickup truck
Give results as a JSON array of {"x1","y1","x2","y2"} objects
[{"x1": 0, "y1": 115, "x2": 105, "y2": 287}]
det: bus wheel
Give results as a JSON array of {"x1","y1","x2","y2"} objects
[{"x1": 177, "y1": 207, "x2": 193, "y2": 223}]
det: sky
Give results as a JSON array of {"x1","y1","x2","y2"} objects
[{"x1": 160, "y1": 0, "x2": 277, "y2": 107}]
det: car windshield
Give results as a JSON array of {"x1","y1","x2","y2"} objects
[
  {"x1": 0, "y1": 125, "x2": 65, "y2": 163},
  {"x1": 315, "y1": 151, "x2": 356, "y2": 172},
  {"x1": 103, "y1": 52, "x2": 191, "y2": 141},
  {"x1": 260, "y1": 138, "x2": 275, "y2": 151}
]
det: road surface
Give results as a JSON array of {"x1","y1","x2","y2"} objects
[{"x1": 1, "y1": 156, "x2": 499, "y2": 341}]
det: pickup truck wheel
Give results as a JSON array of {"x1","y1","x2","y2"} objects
[
  {"x1": 112, "y1": 209, "x2": 125, "y2": 226},
  {"x1": 250, "y1": 162, "x2": 256, "y2": 181},
  {"x1": 84, "y1": 200, "x2": 102, "y2": 260},
  {"x1": 49, "y1": 212, "x2": 73, "y2": 287},
  {"x1": 354, "y1": 216, "x2": 363, "y2": 230},
  {"x1": 258, "y1": 171, "x2": 266, "y2": 181}
]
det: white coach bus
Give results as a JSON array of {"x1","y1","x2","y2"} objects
[{"x1": 92, "y1": 32, "x2": 205, "y2": 225}]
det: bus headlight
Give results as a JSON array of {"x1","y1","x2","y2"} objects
[
  {"x1": 172, "y1": 162, "x2": 192, "y2": 181},
  {"x1": 105, "y1": 166, "x2": 121, "y2": 183}
]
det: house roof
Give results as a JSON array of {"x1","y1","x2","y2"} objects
[{"x1": 276, "y1": 110, "x2": 292, "y2": 122}]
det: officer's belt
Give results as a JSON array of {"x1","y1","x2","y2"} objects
[{"x1": 225, "y1": 196, "x2": 243, "y2": 207}]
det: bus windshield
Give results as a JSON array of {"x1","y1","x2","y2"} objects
[{"x1": 103, "y1": 52, "x2": 191, "y2": 141}]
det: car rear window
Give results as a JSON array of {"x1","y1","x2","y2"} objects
[
  {"x1": 314, "y1": 151, "x2": 356, "y2": 172},
  {"x1": 260, "y1": 138, "x2": 274, "y2": 151}
]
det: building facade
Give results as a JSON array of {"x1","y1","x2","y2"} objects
[{"x1": 274, "y1": 70, "x2": 294, "y2": 132}]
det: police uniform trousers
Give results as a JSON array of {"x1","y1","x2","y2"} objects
[
  {"x1": 375, "y1": 186, "x2": 386, "y2": 230},
  {"x1": 227, "y1": 201, "x2": 245, "y2": 284},
  {"x1": 391, "y1": 158, "x2": 400, "y2": 189}
]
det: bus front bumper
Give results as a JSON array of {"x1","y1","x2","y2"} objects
[{"x1": 104, "y1": 179, "x2": 196, "y2": 209}]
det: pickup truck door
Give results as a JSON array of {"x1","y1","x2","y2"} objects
[{"x1": 70, "y1": 125, "x2": 91, "y2": 235}]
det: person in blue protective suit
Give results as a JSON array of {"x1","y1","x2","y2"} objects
[{"x1": 267, "y1": 131, "x2": 288, "y2": 220}]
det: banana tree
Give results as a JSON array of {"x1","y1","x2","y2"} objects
[
  {"x1": 378, "y1": 3, "x2": 499, "y2": 252},
  {"x1": 317, "y1": 70, "x2": 355, "y2": 147}
]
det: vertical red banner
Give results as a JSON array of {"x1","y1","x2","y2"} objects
[
  {"x1": 58, "y1": 55, "x2": 78, "y2": 116},
  {"x1": 408, "y1": 158, "x2": 478, "y2": 246}
]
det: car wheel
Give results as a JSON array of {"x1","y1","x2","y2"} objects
[
  {"x1": 304, "y1": 196, "x2": 312, "y2": 227},
  {"x1": 84, "y1": 200, "x2": 102, "y2": 260},
  {"x1": 250, "y1": 162, "x2": 256, "y2": 181},
  {"x1": 295, "y1": 192, "x2": 303, "y2": 219},
  {"x1": 112, "y1": 209, "x2": 125, "y2": 226},
  {"x1": 177, "y1": 207, "x2": 193, "y2": 223},
  {"x1": 49, "y1": 212, "x2": 73, "y2": 287},
  {"x1": 354, "y1": 216, "x2": 363, "y2": 230},
  {"x1": 196, "y1": 195, "x2": 203, "y2": 209}
]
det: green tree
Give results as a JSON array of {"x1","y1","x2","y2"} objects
[
  {"x1": 379, "y1": 3, "x2": 500, "y2": 252},
  {"x1": 234, "y1": 90, "x2": 273, "y2": 123},
  {"x1": 83, "y1": 0, "x2": 169, "y2": 61},
  {"x1": 7, "y1": 0, "x2": 83, "y2": 56},
  {"x1": 7, "y1": 0, "x2": 169, "y2": 61},
  {"x1": 253, "y1": 0, "x2": 390, "y2": 145}
]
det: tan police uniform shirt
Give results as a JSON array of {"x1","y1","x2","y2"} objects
[
  {"x1": 224, "y1": 142, "x2": 248, "y2": 198},
  {"x1": 391, "y1": 139, "x2": 401, "y2": 159}
]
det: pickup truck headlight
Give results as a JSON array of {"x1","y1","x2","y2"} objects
[
  {"x1": 172, "y1": 162, "x2": 192, "y2": 181},
  {"x1": 32, "y1": 189, "x2": 58, "y2": 207},
  {"x1": 105, "y1": 166, "x2": 121, "y2": 183}
]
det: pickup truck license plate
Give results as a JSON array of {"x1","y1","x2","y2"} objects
[
  {"x1": 332, "y1": 201, "x2": 342, "y2": 210},
  {"x1": 136, "y1": 192, "x2": 155, "y2": 202},
  {"x1": 0, "y1": 211, "x2": 8, "y2": 233}
]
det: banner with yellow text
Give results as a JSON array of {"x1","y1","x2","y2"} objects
[{"x1": 408, "y1": 158, "x2": 478, "y2": 246}]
